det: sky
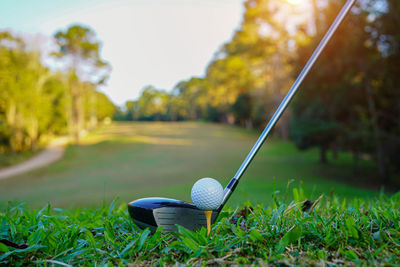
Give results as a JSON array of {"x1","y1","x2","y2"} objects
[{"x1": 0, "y1": 0, "x2": 245, "y2": 106}]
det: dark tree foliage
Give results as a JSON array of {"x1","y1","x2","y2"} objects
[
  {"x1": 291, "y1": 0, "x2": 400, "y2": 183},
  {"x1": 231, "y1": 93, "x2": 253, "y2": 128}
]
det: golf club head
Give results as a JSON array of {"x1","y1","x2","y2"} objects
[{"x1": 128, "y1": 197, "x2": 219, "y2": 232}]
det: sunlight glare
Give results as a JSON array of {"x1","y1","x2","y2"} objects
[{"x1": 286, "y1": 0, "x2": 302, "y2": 5}]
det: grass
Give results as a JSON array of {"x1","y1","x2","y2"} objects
[
  {"x1": 0, "y1": 122, "x2": 388, "y2": 210},
  {"x1": 1, "y1": 187, "x2": 399, "y2": 266},
  {"x1": 0, "y1": 122, "x2": 398, "y2": 265},
  {"x1": 0, "y1": 150, "x2": 38, "y2": 169}
]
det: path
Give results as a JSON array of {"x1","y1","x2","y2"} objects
[{"x1": 0, "y1": 137, "x2": 68, "y2": 180}]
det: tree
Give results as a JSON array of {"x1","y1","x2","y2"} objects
[
  {"x1": 364, "y1": 0, "x2": 400, "y2": 182},
  {"x1": 291, "y1": 0, "x2": 372, "y2": 164},
  {"x1": 290, "y1": 0, "x2": 400, "y2": 183},
  {"x1": 0, "y1": 31, "x2": 69, "y2": 152},
  {"x1": 205, "y1": 56, "x2": 255, "y2": 124},
  {"x1": 174, "y1": 77, "x2": 208, "y2": 120},
  {"x1": 204, "y1": 0, "x2": 296, "y2": 132},
  {"x1": 53, "y1": 24, "x2": 110, "y2": 143},
  {"x1": 231, "y1": 93, "x2": 253, "y2": 128},
  {"x1": 94, "y1": 91, "x2": 116, "y2": 122},
  {"x1": 132, "y1": 86, "x2": 170, "y2": 121}
]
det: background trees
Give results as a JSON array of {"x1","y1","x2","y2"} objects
[
  {"x1": 53, "y1": 25, "x2": 111, "y2": 143},
  {"x1": 120, "y1": 0, "x2": 399, "y2": 183},
  {"x1": 1, "y1": 0, "x2": 398, "y2": 185},
  {"x1": 0, "y1": 26, "x2": 115, "y2": 153},
  {"x1": 291, "y1": 0, "x2": 400, "y2": 184}
]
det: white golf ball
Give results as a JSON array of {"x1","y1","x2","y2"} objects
[{"x1": 191, "y1": 177, "x2": 224, "y2": 210}]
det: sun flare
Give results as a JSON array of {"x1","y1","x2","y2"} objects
[{"x1": 286, "y1": 0, "x2": 302, "y2": 5}]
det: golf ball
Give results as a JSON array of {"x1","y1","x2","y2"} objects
[{"x1": 191, "y1": 177, "x2": 224, "y2": 210}]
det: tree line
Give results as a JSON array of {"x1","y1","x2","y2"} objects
[
  {"x1": 116, "y1": 0, "x2": 400, "y2": 183},
  {"x1": 0, "y1": 26, "x2": 116, "y2": 153}
]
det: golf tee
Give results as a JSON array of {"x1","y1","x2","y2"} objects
[{"x1": 205, "y1": 210, "x2": 212, "y2": 235}]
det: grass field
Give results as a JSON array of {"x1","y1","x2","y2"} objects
[
  {"x1": 1, "y1": 190, "x2": 399, "y2": 265},
  {"x1": 0, "y1": 150, "x2": 39, "y2": 169},
  {"x1": 0, "y1": 121, "x2": 385, "y2": 210},
  {"x1": 1, "y1": 122, "x2": 399, "y2": 265}
]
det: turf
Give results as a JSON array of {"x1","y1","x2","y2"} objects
[
  {"x1": 0, "y1": 122, "x2": 386, "y2": 210},
  {"x1": 1, "y1": 188, "x2": 399, "y2": 266},
  {"x1": 0, "y1": 150, "x2": 39, "y2": 169}
]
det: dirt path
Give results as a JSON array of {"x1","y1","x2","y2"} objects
[{"x1": 0, "y1": 138, "x2": 68, "y2": 180}]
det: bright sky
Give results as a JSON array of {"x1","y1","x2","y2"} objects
[{"x1": 0, "y1": 0, "x2": 245, "y2": 106}]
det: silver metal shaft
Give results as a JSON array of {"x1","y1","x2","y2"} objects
[{"x1": 220, "y1": 0, "x2": 356, "y2": 208}]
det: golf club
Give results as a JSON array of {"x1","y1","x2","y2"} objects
[{"x1": 128, "y1": 0, "x2": 357, "y2": 232}]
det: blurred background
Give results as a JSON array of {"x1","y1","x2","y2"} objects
[{"x1": 0, "y1": 0, "x2": 399, "y2": 209}]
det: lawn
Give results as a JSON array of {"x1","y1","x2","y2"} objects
[
  {"x1": 0, "y1": 121, "x2": 384, "y2": 210},
  {"x1": 0, "y1": 150, "x2": 39, "y2": 169},
  {"x1": 1, "y1": 190, "x2": 399, "y2": 265},
  {"x1": 1, "y1": 122, "x2": 399, "y2": 265}
]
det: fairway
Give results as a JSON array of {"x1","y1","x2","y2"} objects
[{"x1": 0, "y1": 122, "x2": 378, "y2": 209}]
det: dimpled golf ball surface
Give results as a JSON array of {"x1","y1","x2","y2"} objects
[{"x1": 191, "y1": 178, "x2": 223, "y2": 210}]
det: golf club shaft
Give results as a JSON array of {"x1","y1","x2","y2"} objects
[{"x1": 219, "y1": 0, "x2": 357, "y2": 209}]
